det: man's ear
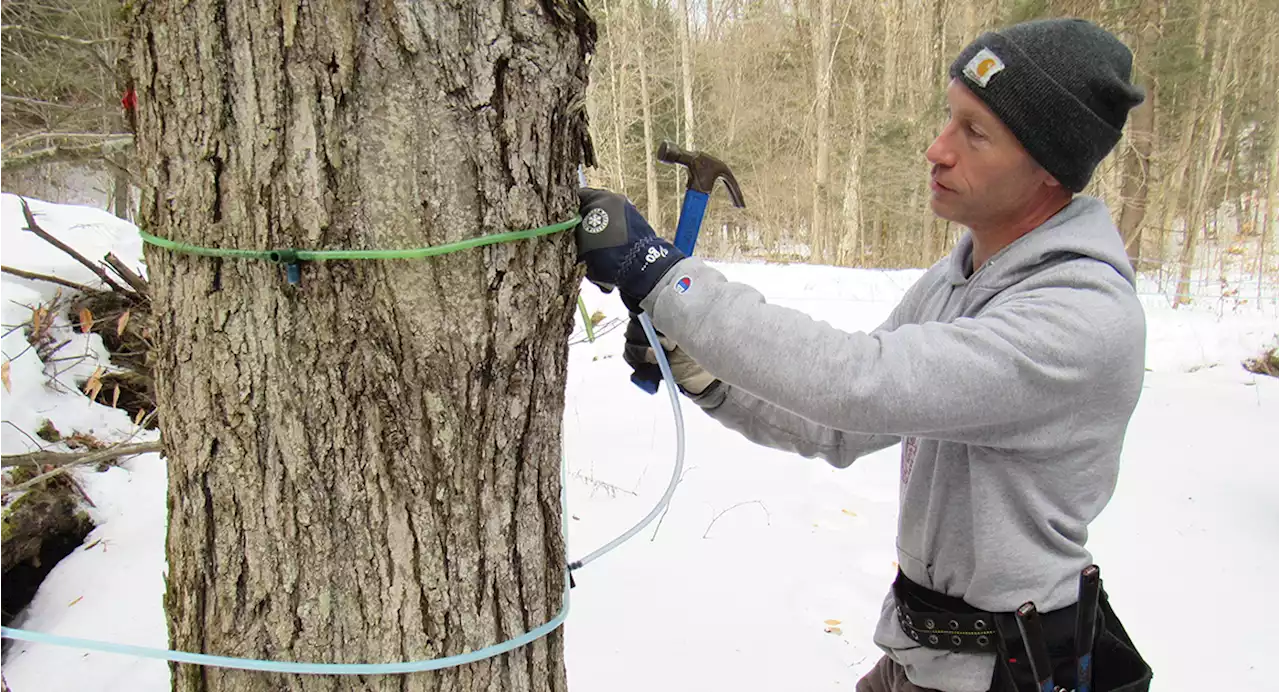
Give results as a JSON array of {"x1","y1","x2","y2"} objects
[{"x1": 1040, "y1": 166, "x2": 1063, "y2": 189}]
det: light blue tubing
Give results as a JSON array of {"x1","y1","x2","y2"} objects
[
  {"x1": 1, "y1": 313, "x2": 687, "y2": 675},
  {"x1": 567, "y1": 311, "x2": 685, "y2": 571}
]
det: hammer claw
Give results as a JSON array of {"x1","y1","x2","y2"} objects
[{"x1": 656, "y1": 140, "x2": 747, "y2": 208}]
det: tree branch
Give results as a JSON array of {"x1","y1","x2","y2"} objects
[
  {"x1": 2, "y1": 440, "x2": 162, "y2": 469},
  {"x1": 18, "y1": 197, "x2": 131, "y2": 295},
  {"x1": 1, "y1": 94, "x2": 76, "y2": 110},
  {"x1": 0, "y1": 24, "x2": 122, "y2": 47},
  {"x1": 104, "y1": 253, "x2": 149, "y2": 298},
  {"x1": 1, "y1": 265, "x2": 101, "y2": 295},
  {"x1": 3, "y1": 131, "x2": 133, "y2": 152},
  {"x1": 2, "y1": 137, "x2": 134, "y2": 172}
]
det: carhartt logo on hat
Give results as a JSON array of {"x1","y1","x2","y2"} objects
[{"x1": 963, "y1": 48, "x2": 1005, "y2": 88}]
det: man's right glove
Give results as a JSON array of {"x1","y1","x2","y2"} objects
[
  {"x1": 576, "y1": 188, "x2": 685, "y2": 312},
  {"x1": 622, "y1": 315, "x2": 717, "y2": 396}
]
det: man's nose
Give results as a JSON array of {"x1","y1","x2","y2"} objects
[{"x1": 925, "y1": 129, "x2": 955, "y2": 168}]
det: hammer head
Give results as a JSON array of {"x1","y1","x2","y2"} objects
[{"x1": 657, "y1": 141, "x2": 746, "y2": 209}]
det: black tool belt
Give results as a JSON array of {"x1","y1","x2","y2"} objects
[
  {"x1": 893, "y1": 570, "x2": 998, "y2": 653},
  {"x1": 892, "y1": 569, "x2": 1154, "y2": 692}
]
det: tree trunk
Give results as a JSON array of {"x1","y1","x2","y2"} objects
[
  {"x1": 636, "y1": 31, "x2": 660, "y2": 228},
  {"x1": 839, "y1": 79, "x2": 866, "y2": 267},
  {"x1": 881, "y1": 0, "x2": 900, "y2": 110},
  {"x1": 811, "y1": 0, "x2": 833, "y2": 264},
  {"x1": 678, "y1": 0, "x2": 696, "y2": 149},
  {"x1": 128, "y1": 3, "x2": 594, "y2": 691},
  {"x1": 931, "y1": 0, "x2": 946, "y2": 94},
  {"x1": 602, "y1": 0, "x2": 629, "y2": 195},
  {"x1": 112, "y1": 162, "x2": 133, "y2": 221},
  {"x1": 1117, "y1": 0, "x2": 1159, "y2": 269},
  {"x1": 1176, "y1": 7, "x2": 1231, "y2": 307},
  {"x1": 1256, "y1": 5, "x2": 1279, "y2": 304}
]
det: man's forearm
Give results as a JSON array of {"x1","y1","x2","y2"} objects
[{"x1": 694, "y1": 381, "x2": 899, "y2": 468}]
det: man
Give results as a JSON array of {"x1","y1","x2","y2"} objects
[{"x1": 576, "y1": 18, "x2": 1152, "y2": 692}]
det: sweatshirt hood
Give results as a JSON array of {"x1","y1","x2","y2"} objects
[{"x1": 947, "y1": 196, "x2": 1136, "y2": 289}]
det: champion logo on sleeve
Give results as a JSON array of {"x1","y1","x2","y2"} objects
[{"x1": 674, "y1": 276, "x2": 692, "y2": 294}]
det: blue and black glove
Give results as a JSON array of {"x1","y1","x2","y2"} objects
[{"x1": 575, "y1": 188, "x2": 685, "y2": 312}]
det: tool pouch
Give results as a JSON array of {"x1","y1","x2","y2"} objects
[
  {"x1": 990, "y1": 589, "x2": 1153, "y2": 692},
  {"x1": 892, "y1": 570, "x2": 1152, "y2": 692}
]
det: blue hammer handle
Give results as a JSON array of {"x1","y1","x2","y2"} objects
[{"x1": 630, "y1": 190, "x2": 710, "y2": 394}]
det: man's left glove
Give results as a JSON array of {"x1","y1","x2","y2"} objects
[
  {"x1": 576, "y1": 188, "x2": 684, "y2": 311},
  {"x1": 622, "y1": 315, "x2": 717, "y2": 396}
]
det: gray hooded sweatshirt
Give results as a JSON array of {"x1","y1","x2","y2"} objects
[{"x1": 639, "y1": 197, "x2": 1146, "y2": 692}]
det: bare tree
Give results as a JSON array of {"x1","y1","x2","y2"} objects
[
  {"x1": 810, "y1": 0, "x2": 833, "y2": 263},
  {"x1": 577, "y1": 0, "x2": 1277, "y2": 281},
  {"x1": 677, "y1": 0, "x2": 696, "y2": 149},
  {"x1": 634, "y1": 2, "x2": 662, "y2": 227},
  {"x1": 1, "y1": 0, "x2": 133, "y2": 216}
]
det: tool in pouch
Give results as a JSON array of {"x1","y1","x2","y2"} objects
[{"x1": 1014, "y1": 565, "x2": 1104, "y2": 692}]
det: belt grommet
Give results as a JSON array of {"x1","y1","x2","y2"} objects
[
  {"x1": 974, "y1": 619, "x2": 986, "y2": 630},
  {"x1": 924, "y1": 619, "x2": 935, "y2": 630},
  {"x1": 951, "y1": 635, "x2": 962, "y2": 646},
  {"x1": 949, "y1": 620, "x2": 959, "y2": 630},
  {"x1": 928, "y1": 634, "x2": 939, "y2": 645},
  {"x1": 977, "y1": 635, "x2": 990, "y2": 647},
  {"x1": 909, "y1": 630, "x2": 919, "y2": 640}
]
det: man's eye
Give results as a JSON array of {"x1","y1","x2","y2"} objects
[{"x1": 968, "y1": 126, "x2": 986, "y2": 140}]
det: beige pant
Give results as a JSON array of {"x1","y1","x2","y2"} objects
[{"x1": 856, "y1": 656, "x2": 942, "y2": 692}]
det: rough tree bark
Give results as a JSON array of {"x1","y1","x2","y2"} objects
[{"x1": 127, "y1": 2, "x2": 594, "y2": 691}]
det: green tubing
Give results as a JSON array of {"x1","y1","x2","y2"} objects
[{"x1": 138, "y1": 216, "x2": 581, "y2": 263}]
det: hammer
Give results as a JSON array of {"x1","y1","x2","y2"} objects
[{"x1": 630, "y1": 141, "x2": 746, "y2": 395}]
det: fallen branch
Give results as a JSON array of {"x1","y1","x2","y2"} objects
[
  {"x1": 104, "y1": 253, "x2": 149, "y2": 298},
  {"x1": 1, "y1": 265, "x2": 100, "y2": 295},
  {"x1": 568, "y1": 469, "x2": 637, "y2": 498},
  {"x1": 19, "y1": 197, "x2": 130, "y2": 295},
  {"x1": 649, "y1": 466, "x2": 697, "y2": 542},
  {"x1": 2, "y1": 440, "x2": 162, "y2": 469},
  {"x1": 703, "y1": 500, "x2": 771, "y2": 539}
]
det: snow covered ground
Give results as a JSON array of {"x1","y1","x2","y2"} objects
[{"x1": 1, "y1": 195, "x2": 1276, "y2": 691}]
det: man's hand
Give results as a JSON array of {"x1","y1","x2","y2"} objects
[
  {"x1": 622, "y1": 315, "x2": 717, "y2": 395},
  {"x1": 576, "y1": 188, "x2": 684, "y2": 311}
]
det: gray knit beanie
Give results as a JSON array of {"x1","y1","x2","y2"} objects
[{"x1": 949, "y1": 18, "x2": 1145, "y2": 192}]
